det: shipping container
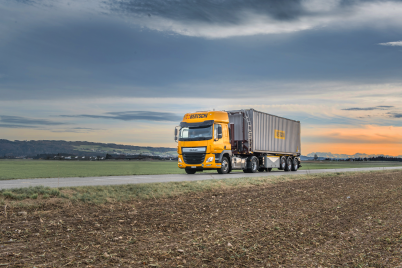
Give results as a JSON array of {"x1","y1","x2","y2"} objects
[{"x1": 227, "y1": 109, "x2": 301, "y2": 156}]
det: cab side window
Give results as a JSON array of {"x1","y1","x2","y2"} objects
[{"x1": 214, "y1": 124, "x2": 222, "y2": 140}]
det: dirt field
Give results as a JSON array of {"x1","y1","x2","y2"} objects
[{"x1": 1, "y1": 170, "x2": 402, "y2": 267}]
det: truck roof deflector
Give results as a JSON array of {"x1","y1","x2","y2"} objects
[{"x1": 180, "y1": 120, "x2": 214, "y2": 128}]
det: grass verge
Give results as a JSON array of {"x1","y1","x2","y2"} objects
[
  {"x1": 1, "y1": 159, "x2": 402, "y2": 180},
  {"x1": 2, "y1": 169, "x2": 401, "y2": 205}
]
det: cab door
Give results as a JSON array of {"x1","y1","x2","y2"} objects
[
  {"x1": 222, "y1": 123, "x2": 231, "y2": 150},
  {"x1": 213, "y1": 123, "x2": 224, "y2": 153}
]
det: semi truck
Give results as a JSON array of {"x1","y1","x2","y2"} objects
[{"x1": 174, "y1": 109, "x2": 301, "y2": 174}]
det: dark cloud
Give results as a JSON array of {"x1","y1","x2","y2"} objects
[
  {"x1": 72, "y1": 127, "x2": 100, "y2": 130},
  {"x1": 14, "y1": 0, "x2": 37, "y2": 4},
  {"x1": 109, "y1": 0, "x2": 389, "y2": 25},
  {"x1": 0, "y1": 123, "x2": 38, "y2": 128},
  {"x1": 110, "y1": 0, "x2": 305, "y2": 23},
  {"x1": 0, "y1": 115, "x2": 66, "y2": 125},
  {"x1": 388, "y1": 113, "x2": 402, "y2": 118},
  {"x1": 60, "y1": 111, "x2": 182, "y2": 122},
  {"x1": 51, "y1": 127, "x2": 101, "y2": 133},
  {"x1": 1, "y1": 0, "x2": 402, "y2": 103},
  {"x1": 342, "y1": 106, "x2": 394, "y2": 111}
]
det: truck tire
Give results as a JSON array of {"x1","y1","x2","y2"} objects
[
  {"x1": 248, "y1": 156, "x2": 259, "y2": 173},
  {"x1": 279, "y1": 156, "x2": 286, "y2": 170},
  {"x1": 258, "y1": 168, "x2": 266, "y2": 172},
  {"x1": 267, "y1": 168, "x2": 272, "y2": 172},
  {"x1": 291, "y1": 158, "x2": 299, "y2": 171},
  {"x1": 185, "y1": 169, "x2": 196, "y2": 174},
  {"x1": 217, "y1": 157, "x2": 230, "y2": 174},
  {"x1": 284, "y1": 157, "x2": 292, "y2": 172}
]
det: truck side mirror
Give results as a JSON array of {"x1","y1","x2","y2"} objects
[{"x1": 174, "y1": 126, "x2": 180, "y2": 142}]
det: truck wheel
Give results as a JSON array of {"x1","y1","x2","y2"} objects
[
  {"x1": 291, "y1": 158, "x2": 299, "y2": 171},
  {"x1": 185, "y1": 169, "x2": 196, "y2": 174},
  {"x1": 258, "y1": 168, "x2": 266, "y2": 172},
  {"x1": 279, "y1": 156, "x2": 286, "y2": 170},
  {"x1": 284, "y1": 157, "x2": 292, "y2": 172},
  {"x1": 217, "y1": 157, "x2": 230, "y2": 174},
  {"x1": 249, "y1": 156, "x2": 259, "y2": 173},
  {"x1": 267, "y1": 168, "x2": 272, "y2": 172}
]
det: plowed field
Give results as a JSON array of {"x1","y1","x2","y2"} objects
[{"x1": 1, "y1": 170, "x2": 402, "y2": 267}]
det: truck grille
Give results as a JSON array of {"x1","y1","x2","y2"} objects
[{"x1": 182, "y1": 153, "x2": 206, "y2": 164}]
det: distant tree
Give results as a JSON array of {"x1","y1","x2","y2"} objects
[{"x1": 314, "y1": 154, "x2": 318, "y2": 161}]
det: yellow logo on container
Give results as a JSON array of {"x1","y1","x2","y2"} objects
[{"x1": 275, "y1": 130, "x2": 285, "y2": 140}]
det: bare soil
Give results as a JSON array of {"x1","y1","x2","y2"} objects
[{"x1": 1, "y1": 171, "x2": 402, "y2": 267}]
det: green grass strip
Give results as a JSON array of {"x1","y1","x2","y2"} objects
[{"x1": 1, "y1": 159, "x2": 402, "y2": 180}]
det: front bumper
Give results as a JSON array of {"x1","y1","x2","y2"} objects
[{"x1": 178, "y1": 154, "x2": 221, "y2": 169}]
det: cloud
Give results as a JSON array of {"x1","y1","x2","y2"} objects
[
  {"x1": 388, "y1": 113, "x2": 402, "y2": 118},
  {"x1": 60, "y1": 111, "x2": 182, "y2": 122},
  {"x1": 111, "y1": 0, "x2": 306, "y2": 24},
  {"x1": 72, "y1": 127, "x2": 100, "y2": 130},
  {"x1": 107, "y1": 0, "x2": 402, "y2": 38},
  {"x1": 51, "y1": 127, "x2": 101, "y2": 133},
  {"x1": 8, "y1": 0, "x2": 402, "y2": 39},
  {"x1": 303, "y1": 124, "x2": 402, "y2": 144},
  {"x1": 0, "y1": 115, "x2": 66, "y2": 125},
  {"x1": 342, "y1": 106, "x2": 394, "y2": 111},
  {"x1": 0, "y1": 123, "x2": 38, "y2": 129},
  {"x1": 379, "y1": 41, "x2": 402, "y2": 47}
]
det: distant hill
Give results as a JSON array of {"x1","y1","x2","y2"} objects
[
  {"x1": 307, "y1": 152, "x2": 402, "y2": 159},
  {"x1": 0, "y1": 139, "x2": 177, "y2": 158},
  {"x1": 300, "y1": 155, "x2": 315, "y2": 161},
  {"x1": 1, "y1": 139, "x2": 400, "y2": 160}
]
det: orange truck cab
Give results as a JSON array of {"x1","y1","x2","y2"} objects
[{"x1": 174, "y1": 109, "x2": 301, "y2": 174}]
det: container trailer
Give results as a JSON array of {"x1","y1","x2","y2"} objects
[{"x1": 174, "y1": 109, "x2": 301, "y2": 174}]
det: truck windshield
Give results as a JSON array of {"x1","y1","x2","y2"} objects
[{"x1": 179, "y1": 126, "x2": 212, "y2": 141}]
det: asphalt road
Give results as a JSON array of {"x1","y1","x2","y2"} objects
[{"x1": 1, "y1": 166, "x2": 401, "y2": 190}]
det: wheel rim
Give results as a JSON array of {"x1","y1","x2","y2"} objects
[
  {"x1": 222, "y1": 160, "x2": 229, "y2": 172},
  {"x1": 281, "y1": 160, "x2": 285, "y2": 169},
  {"x1": 252, "y1": 161, "x2": 257, "y2": 171}
]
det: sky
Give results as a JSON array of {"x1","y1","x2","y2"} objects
[{"x1": 1, "y1": 0, "x2": 402, "y2": 156}]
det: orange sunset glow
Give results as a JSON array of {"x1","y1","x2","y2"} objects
[{"x1": 303, "y1": 125, "x2": 402, "y2": 156}]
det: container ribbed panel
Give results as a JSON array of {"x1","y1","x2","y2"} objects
[{"x1": 228, "y1": 109, "x2": 301, "y2": 155}]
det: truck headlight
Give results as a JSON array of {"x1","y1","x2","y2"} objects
[
  {"x1": 206, "y1": 157, "x2": 214, "y2": 162},
  {"x1": 178, "y1": 158, "x2": 182, "y2": 163}
]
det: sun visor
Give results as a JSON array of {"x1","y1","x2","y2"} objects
[{"x1": 180, "y1": 120, "x2": 214, "y2": 128}]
